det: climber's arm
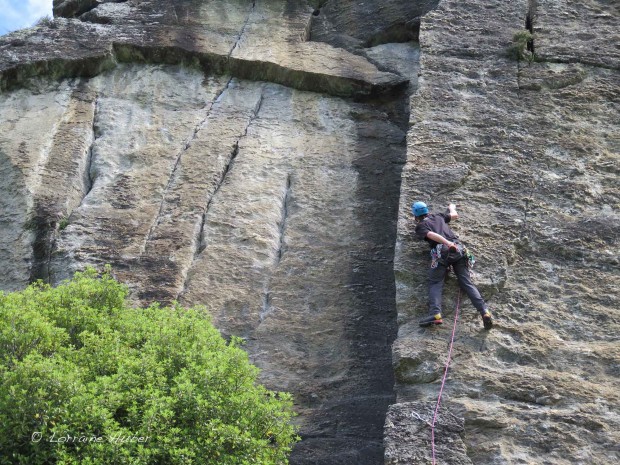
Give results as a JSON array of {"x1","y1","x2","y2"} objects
[{"x1": 426, "y1": 232, "x2": 457, "y2": 249}]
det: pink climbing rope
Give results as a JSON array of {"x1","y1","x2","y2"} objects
[{"x1": 430, "y1": 290, "x2": 462, "y2": 465}]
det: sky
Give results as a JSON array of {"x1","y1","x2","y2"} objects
[{"x1": 0, "y1": 0, "x2": 53, "y2": 36}]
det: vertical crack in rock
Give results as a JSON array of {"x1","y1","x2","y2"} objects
[
  {"x1": 313, "y1": 0, "x2": 330, "y2": 10},
  {"x1": 45, "y1": 92, "x2": 99, "y2": 283},
  {"x1": 217, "y1": 88, "x2": 263, "y2": 211},
  {"x1": 29, "y1": 207, "x2": 54, "y2": 284},
  {"x1": 276, "y1": 174, "x2": 292, "y2": 265},
  {"x1": 309, "y1": 0, "x2": 330, "y2": 36},
  {"x1": 521, "y1": 176, "x2": 538, "y2": 241},
  {"x1": 28, "y1": 132, "x2": 57, "y2": 283},
  {"x1": 260, "y1": 286, "x2": 272, "y2": 323},
  {"x1": 43, "y1": 93, "x2": 98, "y2": 283},
  {"x1": 260, "y1": 173, "x2": 292, "y2": 323},
  {"x1": 141, "y1": 77, "x2": 234, "y2": 253},
  {"x1": 177, "y1": 88, "x2": 265, "y2": 301},
  {"x1": 526, "y1": 0, "x2": 537, "y2": 55},
  {"x1": 29, "y1": 84, "x2": 98, "y2": 283},
  {"x1": 196, "y1": 89, "x2": 264, "y2": 250},
  {"x1": 518, "y1": 0, "x2": 538, "y2": 94},
  {"x1": 228, "y1": 1, "x2": 256, "y2": 59},
  {"x1": 82, "y1": 94, "x2": 99, "y2": 202}
]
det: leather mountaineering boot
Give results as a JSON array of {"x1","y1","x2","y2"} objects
[
  {"x1": 419, "y1": 313, "x2": 443, "y2": 327},
  {"x1": 482, "y1": 309, "x2": 493, "y2": 330}
]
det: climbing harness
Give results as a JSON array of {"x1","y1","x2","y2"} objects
[
  {"x1": 430, "y1": 290, "x2": 462, "y2": 465},
  {"x1": 430, "y1": 243, "x2": 475, "y2": 270},
  {"x1": 430, "y1": 243, "x2": 461, "y2": 269}
]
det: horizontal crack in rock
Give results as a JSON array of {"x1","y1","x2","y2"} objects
[{"x1": 0, "y1": 22, "x2": 408, "y2": 96}]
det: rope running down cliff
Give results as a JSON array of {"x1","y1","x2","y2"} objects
[{"x1": 431, "y1": 290, "x2": 462, "y2": 465}]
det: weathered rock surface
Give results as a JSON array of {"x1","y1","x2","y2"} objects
[
  {"x1": 0, "y1": 64, "x2": 410, "y2": 465},
  {"x1": 0, "y1": 0, "x2": 416, "y2": 456},
  {"x1": 385, "y1": 402, "x2": 469, "y2": 465},
  {"x1": 310, "y1": 0, "x2": 439, "y2": 49},
  {"x1": 1, "y1": 0, "x2": 407, "y2": 97},
  {"x1": 392, "y1": 0, "x2": 619, "y2": 464},
  {"x1": 0, "y1": 0, "x2": 618, "y2": 464},
  {"x1": 0, "y1": 81, "x2": 76, "y2": 290}
]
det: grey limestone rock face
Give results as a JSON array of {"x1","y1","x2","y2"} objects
[
  {"x1": 0, "y1": 63, "x2": 407, "y2": 463},
  {"x1": 310, "y1": 0, "x2": 440, "y2": 50},
  {"x1": 0, "y1": 1, "x2": 412, "y2": 455},
  {"x1": 393, "y1": 0, "x2": 619, "y2": 464},
  {"x1": 1, "y1": 0, "x2": 407, "y2": 97},
  {"x1": 384, "y1": 402, "x2": 469, "y2": 465},
  {"x1": 0, "y1": 0, "x2": 619, "y2": 464},
  {"x1": 0, "y1": 81, "x2": 77, "y2": 290}
]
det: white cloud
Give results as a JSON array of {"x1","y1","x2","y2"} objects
[
  {"x1": 25, "y1": 0, "x2": 54, "y2": 24},
  {"x1": 0, "y1": 0, "x2": 53, "y2": 34},
  {"x1": 0, "y1": 0, "x2": 23, "y2": 24}
]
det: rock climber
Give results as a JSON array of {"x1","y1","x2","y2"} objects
[{"x1": 412, "y1": 201, "x2": 493, "y2": 329}]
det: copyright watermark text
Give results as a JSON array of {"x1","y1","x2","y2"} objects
[{"x1": 31, "y1": 432, "x2": 150, "y2": 444}]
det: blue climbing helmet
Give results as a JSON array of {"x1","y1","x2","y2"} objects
[{"x1": 412, "y1": 201, "x2": 429, "y2": 217}]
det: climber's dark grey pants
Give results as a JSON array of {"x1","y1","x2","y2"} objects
[{"x1": 428, "y1": 258, "x2": 486, "y2": 316}]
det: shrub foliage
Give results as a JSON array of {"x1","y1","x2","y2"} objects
[
  {"x1": 0, "y1": 268, "x2": 298, "y2": 464},
  {"x1": 508, "y1": 30, "x2": 535, "y2": 62}
]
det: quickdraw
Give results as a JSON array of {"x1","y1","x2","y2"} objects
[
  {"x1": 430, "y1": 244, "x2": 442, "y2": 269},
  {"x1": 464, "y1": 247, "x2": 475, "y2": 269}
]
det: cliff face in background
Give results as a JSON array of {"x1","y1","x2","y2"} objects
[{"x1": 0, "y1": 1, "x2": 618, "y2": 464}]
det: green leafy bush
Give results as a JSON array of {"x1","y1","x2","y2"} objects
[{"x1": 0, "y1": 268, "x2": 298, "y2": 464}]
